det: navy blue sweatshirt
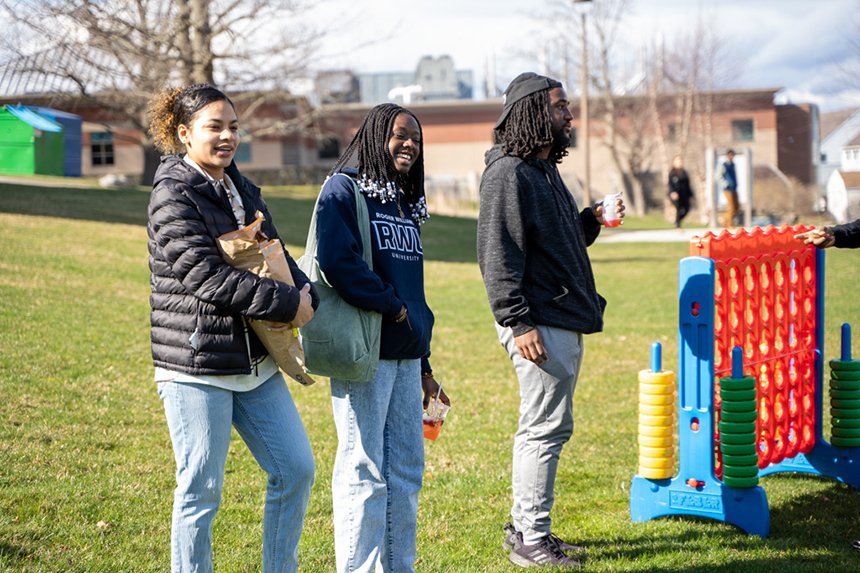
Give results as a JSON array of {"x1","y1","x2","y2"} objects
[{"x1": 315, "y1": 170, "x2": 433, "y2": 372}]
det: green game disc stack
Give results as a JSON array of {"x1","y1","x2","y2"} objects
[
  {"x1": 719, "y1": 375, "x2": 759, "y2": 488},
  {"x1": 830, "y1": 358, "x2": 860, "y2": 448}
]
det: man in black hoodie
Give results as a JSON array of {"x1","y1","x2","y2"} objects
[{"x1": 477, "y1": 73, "x2": 621, "y2": 570}]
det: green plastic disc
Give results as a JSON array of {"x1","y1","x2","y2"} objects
[
  {"x1": 719, "y1": 431, "x2": 757, "y2": 445},
  {"x1": 719, "y1": 409, "x2": 758, "y2": 423},
  {"x1": 719, "y1": 376, "x2": 756, "y2": 391},
  {"x1": 831, "y1": 379, "x2": 860, "y2": 392},
  {"x1": 722, "y1": 475, "x2": 759, "y2": 488},
  {"x1": 832, "y1": 398, "x2": 860, "y2": 410},
  {"x1": 720, "y1": 388, "x2": 757, "y2": 401},
  {"x1": 831, "y1": 370, "x2": 860, "y2": 381},
  {"x1": 830, "y1": 388, "x2": 860, "y2": 400},
  {"x1": 830, "y1": 359, "x2": 860, "y2": 372},
  {"x1": 720, "y1": 399, "x2": 757, "y2": 413},
  {"x1": 721, "y1": 464, "x2": 759, "y2": 478},
  {"x1": 831, "y1": 407, "x2": 860, "y2": 419},
  {"x1": 831, "y1": 427, "x2": 860, "y2": 438},
  {"x1": 720, "y1": 420, "x2": 757, "y2": 434},
  {"x1": 831, "y1": 436, "x2": 860, "y2": 448},
  {"x1": 832, "y1": 417, "x2": 860, "y2": 429},
  {"x1": 721, "y1": 453, "x2": 759, "y2": 466},
  {"x1": 720, "y1": 442, "x2": 758, "y2": 456}
]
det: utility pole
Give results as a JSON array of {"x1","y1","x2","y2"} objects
[{"x1": 575, "y1": 0, "x2": 593, "y2": 206}]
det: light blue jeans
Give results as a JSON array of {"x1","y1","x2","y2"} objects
[
  {"x1": 496, "y1": 324, "x2": 584, "y2": 545},
  {"x1": 158, "y1": 372, "x2": 315, "y2": 573},
  {"x1": 330, "y1": 359, "x2": 424, "y2": 573}
]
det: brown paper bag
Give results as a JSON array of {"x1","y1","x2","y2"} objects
[{"x1": 216, "y1": 212, "x2": 315, "y2": 386}]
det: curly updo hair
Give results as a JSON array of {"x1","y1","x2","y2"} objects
[
  {"x1": 493, "y1": 90, "x2": 568, "y2": 164},
  {"x1": 147, "y1": 84, "x2": 235, "y2": 154}
]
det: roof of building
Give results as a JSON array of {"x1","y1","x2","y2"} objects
[
  {"x1": 34, "y1": 106, "x2": 82, "y2": 121},
  {"x1": 840, "y1": 170, "x2": 860, "y2": 189},
  {"x1": 821, "y1": 107, "x2": 859, "y2": 140},
  {"x1": 3, "y1": 105, "x2": 63, "y2": 132}
]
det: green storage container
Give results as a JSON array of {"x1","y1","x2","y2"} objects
[{"x1": 0, "y1": 105, "x2": 64, "y2": 176}]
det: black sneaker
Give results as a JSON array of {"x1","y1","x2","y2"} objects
[
  {"x1": 503, "y1": 522, "x2": 521, "y2": 551},
  {"x1": 548, "y1": 532, "x2": 587, "y2": 560},
  {"x1": 504, "y1": 523, "x2": 587, "y2": 560},
  {"x1": 508, "y1": 535, "x2": 584, "y2": 569},
  {"x1": 852, "y1": 539, "x2": 860, "y2": 551}
]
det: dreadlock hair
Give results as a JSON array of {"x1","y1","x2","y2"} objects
[
  {"x1": 493, "y1": 90, "x2": 569, "y2": 164},
  {"x1": 331, "y1": 103, "x2": 425, "y2": 204},
  {"x1": 147, "y1": 84, "x2": 235, "y2": 154}
]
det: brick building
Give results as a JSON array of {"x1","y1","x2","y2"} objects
[{"x1": 1, "y1": 87, "x2": 818, "y2": 217}]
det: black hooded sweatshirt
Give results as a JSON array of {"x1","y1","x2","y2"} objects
[{"x1": 477, "y1": 145, "x2": 605, "y2": 337}]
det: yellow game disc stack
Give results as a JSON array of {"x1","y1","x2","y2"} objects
[{"x1": 638, "y1": 369, "x2": 677, "y2": 479}]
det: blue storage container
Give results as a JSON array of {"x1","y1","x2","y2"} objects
[{"x1": 35, "y1": 107, "x2": 82, "y2": 177}]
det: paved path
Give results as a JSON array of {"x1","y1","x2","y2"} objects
[
  {"x1": 0, "y1": 175, "x2": 97, "y2": 188},
  {"x1": 599, "y1": 227, "x2": 718, "y2": 243}
]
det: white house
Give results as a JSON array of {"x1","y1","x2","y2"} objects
[
  {"x1": 825, "y1": 131, "x2": 860, "y2": 223},
  {"x1": 819, "y1": 108, "x2": 860, "y2": 187}
]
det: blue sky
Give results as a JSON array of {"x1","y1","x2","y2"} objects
[{"x1": 314, "y1": 0, "x2": 860, "y2": 111}]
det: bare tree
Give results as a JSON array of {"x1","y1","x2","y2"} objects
[
  {"x1": 655, "y1": 14, "x2": 739, "y2": 223},
  {"x1": 0, "y1": 0, "x2": 322, "y2": 183},
  {"x1": 533, "y1": 1, "x2": 743, "y2": 217},
  {"x1": 539, "y1": 0, "x2": 653, "y2": 214}
]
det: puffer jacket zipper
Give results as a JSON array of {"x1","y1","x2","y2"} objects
[{"x1": 241, "y1": 318, "x2": 258, "y2": 375}]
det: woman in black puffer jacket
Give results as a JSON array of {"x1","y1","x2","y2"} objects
[{"x1": 146, "y1": 84, "x2": 316, "y2": 573}]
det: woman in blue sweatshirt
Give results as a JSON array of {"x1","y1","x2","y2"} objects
[{"x1": 313, "y1": 103, "x2": 449, "y2": 573}]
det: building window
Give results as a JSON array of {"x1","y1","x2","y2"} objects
[
  {"x1": 666, "y1": 123, "x2": 677, "y2": 143},
  {"x1": 731, "y1": 119, "x2": 754, "y2": 142},
  {"x1": 91, "y1": 132, "x2": 114, "y2": 166},
  {"x1": 234, "y1": 143, "x2": 251, "y2": 163},
  {"x1": 318, "y1": 136, "x2": 340, "y2": 160}
]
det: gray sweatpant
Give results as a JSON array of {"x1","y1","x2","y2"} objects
[{"x1": 496, "y1": 323, "x2": 584, "y2": 545}]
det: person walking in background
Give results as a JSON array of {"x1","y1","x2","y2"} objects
[
  {"x1": 312, "y1": 103, "x2": 449, "y2": 573},
  {"x1": 147, "y1": 84, "x2": 317, "y2": 573},
  {"x1": 719, "y1": 149, "x2": 739, "y2": 228},
  {"x1": 794, "y1": 218, "x2": 860, "y2": 248},
  {"x1": 477, "y1": 72, "x2": 622, "y2": 570},
  {"x1": 668, "y1": 155, "x2": 693, "y2": 229}
]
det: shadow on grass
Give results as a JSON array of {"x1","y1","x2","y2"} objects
[
  {"x1": 0, "y1": 541, "x2": 31, "y2": 563},
  {"x1": 0, "y1": 182, "x2": 477, "y2": 263},
  {"x1": 595, "y1": 475, "x2": 858, "y2": 572}
]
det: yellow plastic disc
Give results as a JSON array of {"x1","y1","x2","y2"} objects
[
  {"x1": 638, "y1": 434, "x2": 674, "y2": 447},
  {"x1": 639, "y1": 370, "x2": 676, "y2": 385},
  {"x1": 639, "y1": 403, "x2": 675, "y2": 417},
  {"x1": 638, "y1": 466, "x2": 674, "y2": 479},
  {"x1": 639, "y1": 392, "x2": 675, "y2": 406},
  {"x1": 638, "y1": 455, "x2": 676, "y2": 469},
  {"x1": 639, "y1": 382, "x2": 675, "y2": 396},
  {"x1": 639, "y1": 414, "x2": 676, "y2": 428},
  {"x1": 639, "y1": 445, "x2": 675, "y2": 458},
  {"x1": 638, "y1": 424, "x2": 675, "y2": 438}
]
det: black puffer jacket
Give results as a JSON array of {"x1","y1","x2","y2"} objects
[{"x1": 147, "y1": 155, "x2": 315, "y2": 376}]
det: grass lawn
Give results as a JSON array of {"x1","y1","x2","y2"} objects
[{"x1": 1, "y1": 181, "x2": 859, "y2": 572}]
